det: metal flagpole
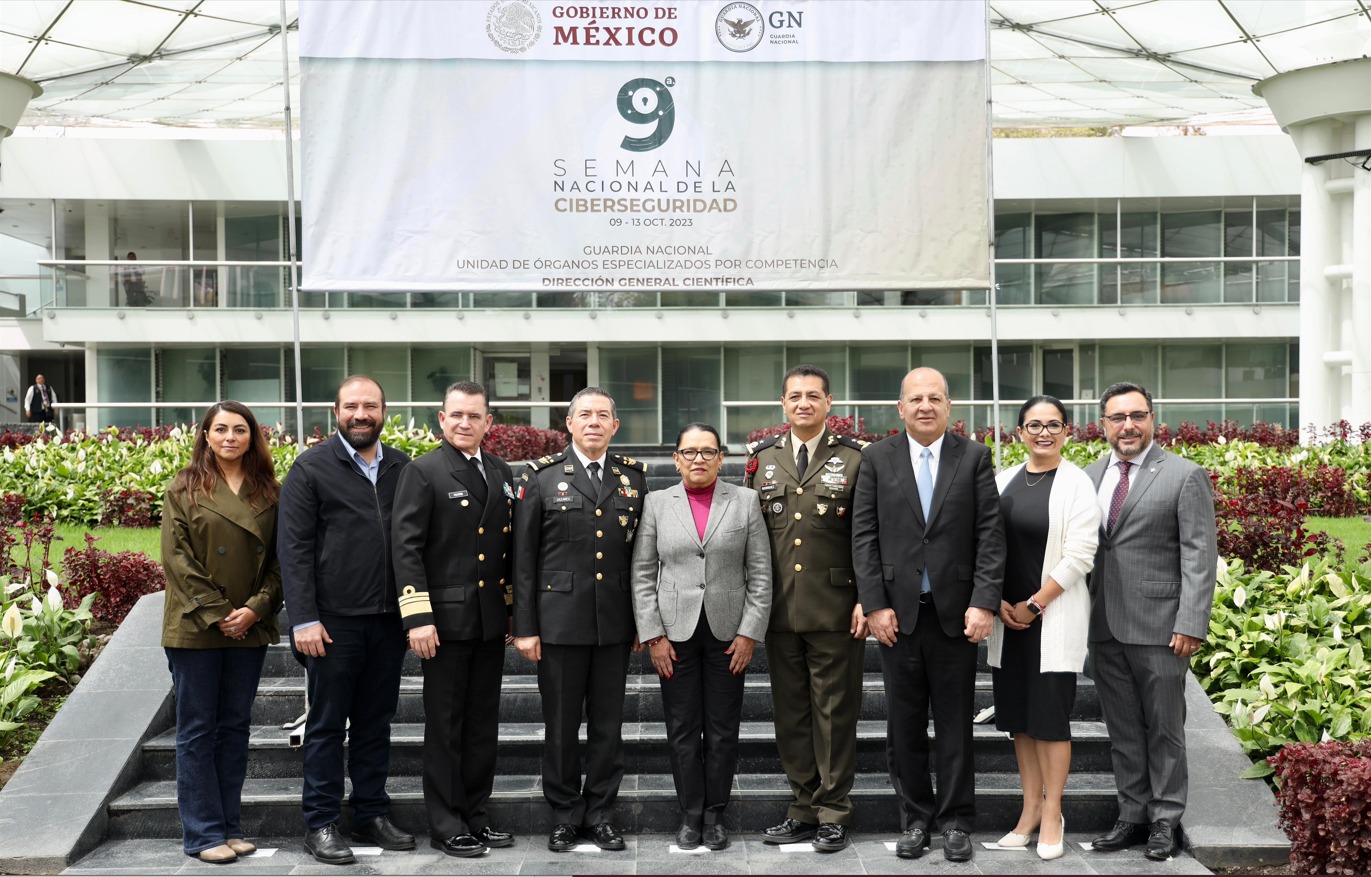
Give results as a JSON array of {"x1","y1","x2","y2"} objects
[
  {"x1": 983, "y1": 0, "x2": 1001, "y2": 470},
  {"x1": 280, "y1": 0, "x2": 304, "y2": 439}
]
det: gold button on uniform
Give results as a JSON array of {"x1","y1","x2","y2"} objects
[
  {"x1": 794, "y1": 512, "x2": 802, "y2": 520},
  {"x1": 478, "y1": 527, "x2": 485, "y2": 534},
  {"x1": 794, "y1": 563, "x2": 803, "y2": 572},
  {"x1": 478, "y1": 553, "x2": 485, "y2": 561},
  {"x1": 794, "y1": 538, "x2": 803, "y2": 546},
  {"x1": 595, "y1": 509, "x2": 603, "y2": 517},
  {"x1": 478, "y1": 580, "x2": 485, "y2": 587},
  {"x1": 503, "y1": 526, "x2": 510, "y2": 533},
  {"x1": 796, "y1": 487, "x2": 804, "y2": 495},
  {"x1": 596, "y1": 530, "x2": 604, "y2": 538},
  {"x1": 596, "y1": 572, "x2": 604, "y2": 581},
  {"x1": 596, "y1": 552, "x2": 603, "y2": 559}
]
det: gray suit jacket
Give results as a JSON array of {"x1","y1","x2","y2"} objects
[
  {"x1": 630, "y1": 479, "x2": 773, "y2": 644},
  {"x1": 1086, "y1": 444, "x2": 1218, "y2": 645}
]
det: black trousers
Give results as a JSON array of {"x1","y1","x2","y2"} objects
[
  {"x1": 660, "y1": 612, "x2": 746, "y2": 828},
  {"x1": 421, "y1": 635, "x2": 504, "y2": 838},
  {"x1": 879, "y1": 599, "x2": 978, "y2": 833},
  {"x1": 296, "y1": 612, "x2": 405, "y2": 830},
  {"x1": 537, "y1": 641, "x2": 631, "y2": 827}
]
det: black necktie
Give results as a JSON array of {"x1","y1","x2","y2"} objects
[
  {"x1": 795, "y1": 442, "x2": 809, "y2": 481},
  {"x1": 588, "y1": 461, "x2": 603, "y2": 500},
  {"x1": 466, "y1": 455, "x2": 488, "y2": 504}
]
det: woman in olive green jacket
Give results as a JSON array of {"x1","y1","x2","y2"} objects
[{"x1": 161, "y1": 400, "x2": 282, "y2": 864}]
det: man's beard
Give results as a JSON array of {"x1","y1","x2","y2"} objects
[{"x1": 343, "y1": 420, "x2": 382, "y2": 450}]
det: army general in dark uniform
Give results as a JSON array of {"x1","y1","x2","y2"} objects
[
  {"x1": 512, "y1": 387, "x2": 649, "y2": 853},
  {"x1": 745, "y1": 364, "x2": 869, "y2": 853}
]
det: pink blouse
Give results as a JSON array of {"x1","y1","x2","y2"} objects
[{"x1": 685, "y1": 481, "x2": 716, "y2": 541}]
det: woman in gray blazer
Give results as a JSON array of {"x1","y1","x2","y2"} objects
[{"x1": 631, "y1": 423, "x2": 772, "y2": 852}]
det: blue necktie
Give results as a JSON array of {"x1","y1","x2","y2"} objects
[{"x1": 917, "y1": 447, "x2": 933, "y2": 593}]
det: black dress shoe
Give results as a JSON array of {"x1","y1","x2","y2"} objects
[
  {"x1": 304, "y1": 824, "x2": 355, "y2": 865},
  {"x1": 587, "y1": 822, "x2": 626, "y2": 851},
  {"x1": 475, "y1": 826, "x2": 514, "y2": 848},
  {"x1": 548, "y1": 823, "x2": 580, "y2": 852},
  {"x1": 430, "y1": 834, "x2": 487, "y2": 858},
  {"x1": 1091, "y1": 819, "x2": 1150, "y2": 852},
  {"x1": 350, "y1": 814, "x2": 416, "y2": 850},
  {"x1": 812, "y1": 823, "x2": 849, "y2": 852},
  {"x1": 1145, "y1": 820, "x2": 1181, "y2": 861},
  {"x1": 943, "y1": 828, "x2": 973, "y2": 862},
  {"x1": 702, "y1": 824, "x2": 728, "y2": 851},
  {"x1": 761, "y1": 818, "x2": 819, "y2": 844},
  {"x1": 676, "y1": 822, "x2": 702, "y2": 850},
  {"x1": 895, "y1": 827, "x2": 930, "y2": 859}
]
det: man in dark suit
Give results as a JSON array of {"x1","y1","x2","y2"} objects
[
  {"x1": 391, "y1": 381, "x2": 516, "y2": 858},
  {"x1": 745, "y1": 364, "x2": 868, "y2": 852},
  {"x1": 512, "y1": 387, "x2": 649, "y2": 853},
  {"x1": 852, "y1": 367, "x2": 1005, "y2": 863},
  {"x1": 279, "y1": 375, "x2": 415, "y2": 865},
  {"x1": 1085, "y1": 382, "x2": 1217, "y2": 861}
]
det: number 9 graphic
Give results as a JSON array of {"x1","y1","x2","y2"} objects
[{"x1": 617, "y1": 78, "x2": 674, "y2": 152}]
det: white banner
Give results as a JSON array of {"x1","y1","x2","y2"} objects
[{"x1": 300, "y1": 0, "x2": 990, "y2": 292}]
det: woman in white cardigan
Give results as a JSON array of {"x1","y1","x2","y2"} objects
[{"x1": 988, "y1": 395, "x2": 1099, "y2": 861}]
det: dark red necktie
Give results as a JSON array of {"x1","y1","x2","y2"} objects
[{"x1": 1107, "y1": 460, "x2": 1132, "y2": 534}]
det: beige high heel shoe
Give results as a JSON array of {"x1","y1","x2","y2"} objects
[
  {"x1": 1037, "y1": 815, "x2": 1065, "y2": 861},
  {"x1": 996, "y1": 829, "x2": 1033, "y2": 847}
]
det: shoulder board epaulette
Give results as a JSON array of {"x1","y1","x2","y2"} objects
[
  {"x1": 527, "y1": 451, "x2": 566, "y2": 472},
  {"x1": 746, "y1": 435, "x2": 781, "y2": 456},
  {"x1": 611, "y1": 453, "x2": 647, "y2": 472},
  {"x1": 830, "y1": 434, "x2": 869, "y2": 450}
]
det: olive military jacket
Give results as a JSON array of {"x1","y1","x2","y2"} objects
[
  {"x1": 160, "y1": 479, "x2": 282, "y2": 649},
  {"x1": 512, "y1": 449, "x2": 648, "y2": 646},
  {"x1": 744, "y1": 428, "x2": 866, "y2": 633}
]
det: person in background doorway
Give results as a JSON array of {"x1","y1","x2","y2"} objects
[{"x1": 24, "y1": 374, "x2": 56, "y2": 424}]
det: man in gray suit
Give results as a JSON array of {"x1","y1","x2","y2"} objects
[{"x1": 1085, "y1": 381, "x2": 1217, "y2": 861}]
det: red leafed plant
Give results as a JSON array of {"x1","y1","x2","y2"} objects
[
  {"x1": 1268, "y1": 739, "x2": 1371, "y2": 875},
  {"x1": 62, "y1": 534, "x2": 166, "y2": 625},
  {"x1": 99, "y1": 488, "x2": 160, "y2": 528},
  {"x1": 482, "y1": 425, "x2": 567, "y2": 462},
  {"x1": 1211, "y1": 473, "x2": 1341, "y2": 574}
]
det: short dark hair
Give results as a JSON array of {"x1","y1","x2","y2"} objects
[
  {"x1": 444, "y1": 380, "x2": 489, "y2": 412},
  {"x1": 336, "y1": 374, "x2": 386, "y2": 409},
  {"x1": 1099, "y1": 381, "x2": 1153, "y2": 414},
  {"x1": 675, "y1": 422, "x2": 723, "y2": 452},
  {"x1": 1018, "y1": 394, "x2": 1067, "y2": 426},
  {"x1": 569, "y1": 386, "x2": 616, "y2": 419},
  {"x1": 782, "y1": 364, "x2": 830, "y2": 396}
]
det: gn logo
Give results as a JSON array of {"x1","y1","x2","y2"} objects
[{"x1": 617, "y1": 78, "x2": 674, "y2": 152}]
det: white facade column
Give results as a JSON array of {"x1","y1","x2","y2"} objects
[
  {"x1": 83, "y1": 202, "x2": 112, "y2": 308},
  {"x1": 82, "y1": 343, "x2": 99, "y2": 432},
  {"x1": 1255, "y1": 59, "x2": 1371, "y2": 436}
]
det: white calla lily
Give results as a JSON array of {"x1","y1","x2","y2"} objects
[
  {"x1": 46, "y1": 586, "x2": 64, "y2": 612},
  {"x1": 45, "y1": 568, "x2": 60, "y2": 588},
  {"x1": 1, "y1": 604, "x2": 22, "y2": 638}
]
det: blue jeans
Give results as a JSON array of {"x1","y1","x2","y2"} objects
[{"x1": 165, "y1": 646, "x2": 267, "y2": 855}]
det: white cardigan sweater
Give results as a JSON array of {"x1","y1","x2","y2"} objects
[{"x1": 987, "y1": 458, "x2": 1100, "y2": 673}]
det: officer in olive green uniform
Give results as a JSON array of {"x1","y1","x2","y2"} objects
[{"x1": 745, "y1": 365, "x2": 868, "y2": 853}]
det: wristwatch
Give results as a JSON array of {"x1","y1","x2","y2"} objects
[{"x1": 1027, "y1": 597, "x2": 1046, "y2": 617}]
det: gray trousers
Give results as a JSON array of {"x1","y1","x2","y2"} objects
[{"x1": 1090, "y1": 637, "x2": 1189, "y2": 825}]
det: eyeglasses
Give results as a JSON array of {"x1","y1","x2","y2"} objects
[
  {"x1": 676, "y1": 448, "x2": 720, "y2": 461},
  {"x1": 1103, "y1": 411, "x2": 1153, "y2": 425},
  {"x1": 1021, "y1": 420, "x2": 1065, "y2": 435}
]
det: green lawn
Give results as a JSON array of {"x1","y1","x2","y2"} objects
[
  {"x1": 1307, "y1": 515, "x2": 1371, "y2": 555},
  {"x1": 51, "y1": 524, "x2": 162, "y2": 566}
]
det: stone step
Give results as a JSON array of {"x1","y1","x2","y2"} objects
[
  {"x1": 137, "y1": 719, "x2": 1115, "y2": 781},
  {"x1": 259, "y1": 637, "x2": 1007, "y2": 678},
  {"x1": 248, "y1": 673, "x2": 1102, "y2": 725},
  {"x1": 105, "y1": 771, "x2": 1125, "y2": 840}
]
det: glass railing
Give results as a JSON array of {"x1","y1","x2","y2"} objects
[{"x1": 29, "y1": 256, "x2": 1300, "y2": 312}]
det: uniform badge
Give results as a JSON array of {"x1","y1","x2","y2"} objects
[
  {"x1": 448, "y1": 490, "x2": 468, "y2": 499},
  {"x1": 837, "y1": 505, "x2": 846, "y2": 517},
  {"x1": 503, "y1": 482, "x2": 515, "y2": 499},
  {"x1": 557, "y1": 481, "x2": 569, "y2": 491},
  {"x1": 612, "y1": 466, "x2": 622, "y2": 476},
  {"x1": 620, "y1": 474, "x2": 630, "y2": 486},
  {"x1": 516, "y1": 485, "x2": 526, "y2": 500},
  {"x1": 772, "y1": 501, "x2": 783, "y2": 514},
  {"x1": 816, "y1": 503, "x2": 828, "y2": 516},
  {"x1": 626, "y1": 528, "x2": 635, "y2": 542},
  {"x1": 619, "y1": 515, "x2": 629, "y2": 528},
  {"x1": 825, "y1": 456, "x2": 844, "y2": 472},
  {"x1": 564, "y1": 463, "x2": 575, "y2": 474}
]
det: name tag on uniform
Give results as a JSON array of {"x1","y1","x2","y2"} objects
[{"x1": 448, "y1": 490, "x2": 469, "y2": 499}]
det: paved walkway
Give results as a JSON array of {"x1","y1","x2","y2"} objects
[{"x1": 64, "y1": 832, "x2": 1213, "y2": 875}]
